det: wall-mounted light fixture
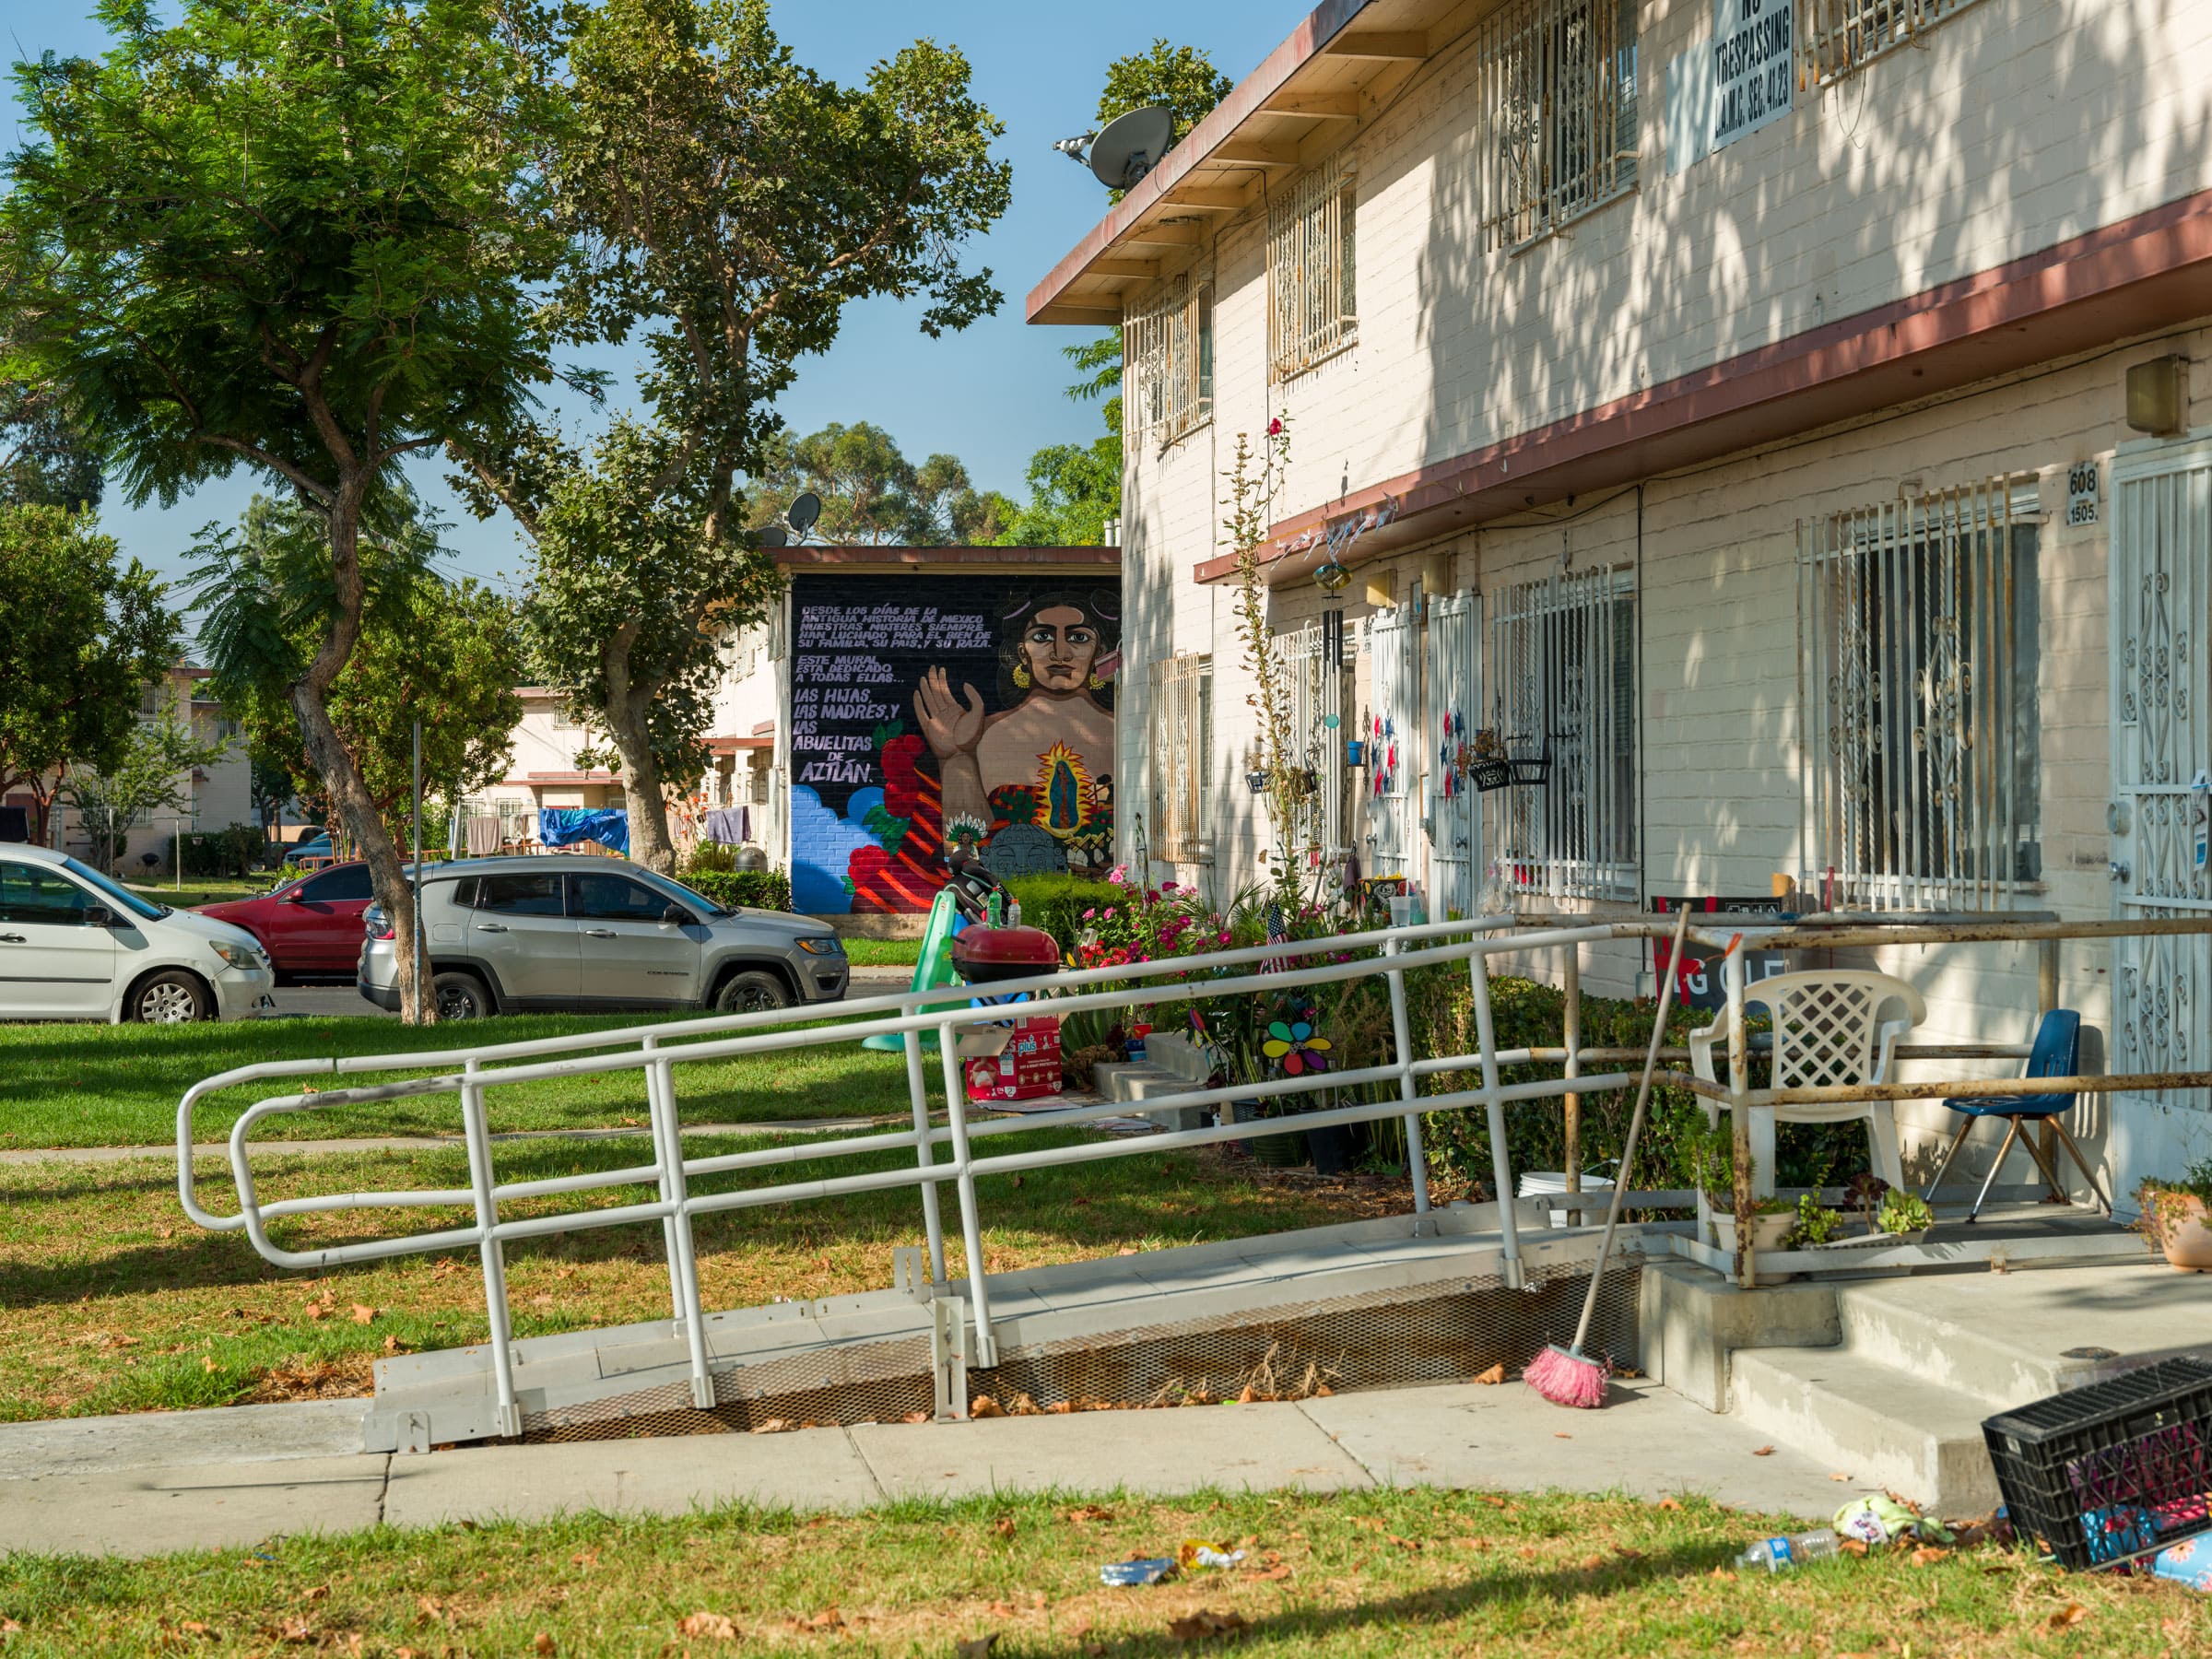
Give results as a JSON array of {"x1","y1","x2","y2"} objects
[{"x1": 2126, "y1": 355, "x2": 2189, "y2": 436}]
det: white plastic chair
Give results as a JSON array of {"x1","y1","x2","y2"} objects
[{"x1": 1688, "y1": 970, "x2": 1925, "y2": 1194}]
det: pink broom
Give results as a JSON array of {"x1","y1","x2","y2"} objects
[{"x1": 1524, "y1": 907, "x2": 1692, "y2": 1409}]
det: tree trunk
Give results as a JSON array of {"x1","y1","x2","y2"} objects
[
  {"x1": 604, "y1": 689, "x2": 676, "y2": 875},
  {"x1": 293, "y1": 475, "x2": 431, "y2": 1023}
]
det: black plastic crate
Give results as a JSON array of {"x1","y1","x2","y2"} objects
[{"x1": 1983, "y1": 1356, "x2": 2212, "y2": 1570}]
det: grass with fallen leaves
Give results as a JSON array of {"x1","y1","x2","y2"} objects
[
  {"x1": 0, "y1": 1011, "x2": 938, "y2": 1149},
  {"x1": 0, "y1": 1131, "x2": 1412, "y2": 1421},
  {"x1": 2, "y1": 1485, "x2": 2202, "y2": 1655}
]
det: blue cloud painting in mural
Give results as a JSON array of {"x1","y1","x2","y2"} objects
[{"x1": 789, "y1": 785, "x2": 889, "y2": 914}]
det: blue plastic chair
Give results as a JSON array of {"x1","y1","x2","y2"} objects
[{"x1": 1921, "y1": 1009, "x2": 2111, "y2": 1223}]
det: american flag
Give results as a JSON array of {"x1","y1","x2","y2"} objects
[{"x1": 1265, "y1": 899, "x2": 1288, "y2": 972}]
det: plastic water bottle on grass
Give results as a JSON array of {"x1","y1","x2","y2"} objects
[{"x1": 1738, "y1": 1529, "x2": 1841, "y2": 1571}]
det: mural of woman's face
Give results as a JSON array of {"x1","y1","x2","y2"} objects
[{"x1": 1020, "y1": 605, "x2": 1100, "y2": 694}]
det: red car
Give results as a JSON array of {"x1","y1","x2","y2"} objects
[{"x1": 197, "y1": 861, "x2": 375, "y2": 981}]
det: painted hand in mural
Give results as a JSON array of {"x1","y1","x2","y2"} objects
[{"x1": 914, "y1": 668, "x2": 987, "y2": 761}]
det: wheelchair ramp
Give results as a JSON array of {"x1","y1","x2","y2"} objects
[{"x1": 363, "y1": 1205, "x2": 1669, "y2": 1453}]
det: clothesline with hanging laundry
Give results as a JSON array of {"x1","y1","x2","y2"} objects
[
  {"x1": 702, "y1": 806, "x2": 751, "y2": 846},
  {"x1": 537, "y1": 807, "x2": 629, "y2": 853}
]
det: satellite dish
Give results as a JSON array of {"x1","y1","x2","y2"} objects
[
  {"x1": 756, "y1": 523, "x2": 789, "y2": 549},
  {"x1": 1088, "y1": 105, "x2": 1174, "y2": 191},
  {"x1": 787, "y1": 491, "x2": 822, "y2": 537}
]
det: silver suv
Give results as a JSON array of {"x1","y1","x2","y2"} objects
[{"x1": 359, "y1": 856, "x2": 847, "y2": 1020}]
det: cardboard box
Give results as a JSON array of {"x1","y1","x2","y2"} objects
[{"x1": 964, "y1": 1015, "x2": 1062, "y2": 1101}]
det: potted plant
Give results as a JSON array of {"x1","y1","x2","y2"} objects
[
  {"x1": 1691, "y1": 1119, "x2": 1794, "y2": 1253},
  {"x1": 1844, "y1": 1171, "x2": 1891, "y2": 1237},
  {"x1": 1875, "y1": 1189, "x2": 1936, "y2": 1242},
  {"x1": 1785, "y1": 1193, "x2": 1846, "y2": 1249},
  {"x1": 2132, "y1": 1159, "x2": 2212, "y2": 1271}
]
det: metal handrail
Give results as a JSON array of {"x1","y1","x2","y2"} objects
[{"x1": 182, "y1": 912, "x2": 1630, "y2": 1432}]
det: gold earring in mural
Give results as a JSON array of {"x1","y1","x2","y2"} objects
[
  {"x1": 1013, "y1": 664, "x2": 1031, "y2": 688},
  {"x1": 1087, "y1": 672, "x2": 1104, "y2": 690}
]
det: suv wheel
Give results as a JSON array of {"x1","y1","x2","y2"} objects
[
  {"x1": 714, "y1": 970, "x2": 790, "y2": 1015},
  {"x1": 131, "y1": 971, "x2": 211, "y2": 1024},
  {"x1": 432, "y1": 971, "x2": 494, "y2": 1021}
]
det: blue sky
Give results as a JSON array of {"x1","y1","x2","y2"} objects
[{"x1": 6, "y1": 1, "x2": 1296, "y2": 596}]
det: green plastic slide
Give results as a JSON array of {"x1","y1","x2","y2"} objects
[{"x1": 859, "y1": 888, "x2": 961, "y2": 1051}]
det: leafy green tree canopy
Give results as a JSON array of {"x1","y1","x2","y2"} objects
[
  {"x1": 189, "y1": 497, "x2": 524, "y2": 839},
  {"x1": 0, "y1": 504, "x2": 179, "y2": 840},
  {"x1": 5, "y1": 0, "x2": 571, "y2": 1018},
  {"x1": 1097, "y1": 38, "x2": 1234, "y2": 144},
  {"x1": 754, "y1": 421, "x2": 1009, "y2": 546},
  {"x1": 459, "y1": 0, "x2": 1011, "y2": 873}
]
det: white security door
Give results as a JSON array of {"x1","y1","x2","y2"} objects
[
  {"x1": 1428, "y1": 590, "x2": 1483, "y2": 921},
  {"x1": 2110, "y1": 437, "x2": 2212, "y2": 1199},
  {"x1": 1281, "y1": 622, "x2": 1347, "y2": 875},
  {"x1": 1362, "y1": 605, "x2": 1420, "y2": 889}
]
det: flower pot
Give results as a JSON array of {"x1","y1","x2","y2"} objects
[
  {"x1": 1306, "y1": 1122, "x2": 1355, "y2": 1176},
  {"x1": 1710, "y1": 1210, "x2": 1795, "y2": 1254},
  {"x1": 1232, "y1": 1100, "x2": 1309, "y2": 1169},
  {"x1": 2155, "y1": 1194, "x2": 2212, "y2": 1271}
]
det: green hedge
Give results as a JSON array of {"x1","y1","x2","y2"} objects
[
  {"x1": 1004, "y1": 875, "x2": 1124, "y2": 950},
  {"x1": 180, "y1": 824, "x2": 269, "y2": 878},
  {"x1": 676, "y1": 868, "x2": 792, "y2": 912},
  {"x1": 1405, "y1": 965, "x2": 1867, "y2": 1197}
]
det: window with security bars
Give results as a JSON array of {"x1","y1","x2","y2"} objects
[
  {"x1": 1477, "y1": 0, "x2": 1639, "y2": 251},
  {"x1": 1805, "y1": 0, "x2": 1984, "y2": 86},
  {"x1": 1799, "y1": 477, "x2": 2041, "y2": 912},
  {"x1": 1126, "y1": 276, "x2": 1213, "y2": 450},
  {"x1": 1267, "y1": 153, "x2": 1357, "y2": 382},
  {"x1": 1148, "y1": 653, "x2": 1213, "y2": 864},
  {"x1": 1488, "y1": 569, "x2": 1639, "y2": 900}
]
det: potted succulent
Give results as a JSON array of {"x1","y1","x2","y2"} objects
[
  {"x1": 1875, "y1": 1189, "x2": 1936, "y2": 1242},
  {"x1": 1785, "y1": 1192, "x2": 1846, "y2": 1249},
  {"x1": 2132, "y1": 1159, "x2": 2212, "y2": 1271},
  {"x1": 1691, "y1": 1119, "x2": 1794, "y2": 1253}
]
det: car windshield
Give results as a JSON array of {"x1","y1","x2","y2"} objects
[
  {"x1": 63, "y1": 857, "x2": 170, "y2": 922},
  {"x1": 630, "y1": 868, "x2": 733, "y2": 917}
]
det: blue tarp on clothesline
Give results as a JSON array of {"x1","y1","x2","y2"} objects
[{"x1": 538, "y1": 808, "x2": 629, "y2": 853}]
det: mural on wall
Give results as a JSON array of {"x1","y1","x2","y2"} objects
[{"x1": 788, "y1": 573, "x2": 1119, "y2": 912}]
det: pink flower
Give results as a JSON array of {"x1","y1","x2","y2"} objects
[
  {"x1": 1267, "y1": 417, "x2": 1284, "y2": 436},
  {"x1": 1103, "y1": 907, "x2": 1117, "y2": 920},
  {"x1": 1106, "y1": 864, "x2": 1129, "y2": 883},
  {"x1": 1160, "y1": 880, "x2": 1179, "y2": 892},
  {"x1": 1081, "y1": 908, "x2": 1097, "y2": 921}
]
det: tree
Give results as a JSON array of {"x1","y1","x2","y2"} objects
[
  {"x1": 754, "y1": 421, "x2": 1011, "y2": 545},
  {"x1": 1096, "y1": 39, "x2": 1233, "y2": 203},
  {"x1": 61, "y1": 695, "x2": 229, "y2": 875},
  {"x1": 5, "y1": 0, "x2": 570, "y2": 1019},
  {"x1": 0, "y1": 378, "x2": 102, "y2": 512},
  {"x1": 0, "y1": 505, "x2": 179, "y2": 841},
  {"x1": 457, "y1": 0, "x2": 1010, "y2": 874},
  {"x1": 993, "y1": 405, "x2": 1124, "y2": 547},
  {"x1": 249, "y1": 753, "x2": 296, "y2": 843},
  {"x1": 190, "y1": 498, "x2": 524, "y2": 853}
]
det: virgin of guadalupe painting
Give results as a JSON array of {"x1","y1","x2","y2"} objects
[{"x1": 914, "y1": 590, "x2": 1117, "y2": 869}]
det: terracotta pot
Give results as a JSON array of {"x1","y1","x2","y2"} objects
[{"x1": 2156, "y1": 1194, "x2": 2212, "y2": 1272}]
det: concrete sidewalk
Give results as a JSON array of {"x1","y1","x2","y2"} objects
[{"x1": 0, "y1": 1381, "x2": 1857, "y2": 1559}]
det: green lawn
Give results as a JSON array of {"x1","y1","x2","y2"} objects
[
  {"x1": 0, "y1": 1013, "x2": 935, "y2": 1149},
  {"x1": 0, "y1": 1130, "x2": 1408, "y2": 1420},
  {"x1": 840, "y1": 935, "x2": 924, "y2": 967},
  {"x1": 118, "y1": 875, "x2": 277, "y2": 912},
  {"x1": 0, "y1": 1486, "x2": 2192, "y2": 1656}
]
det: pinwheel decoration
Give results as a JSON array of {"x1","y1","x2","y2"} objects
[{"x1": 1263, "y1": 1017, "x2": 1333, "y2": 1076}]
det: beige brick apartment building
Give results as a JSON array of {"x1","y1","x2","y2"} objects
[{"x1": 1028, "y1": 0, "x2": 2212, "y2": 1204}]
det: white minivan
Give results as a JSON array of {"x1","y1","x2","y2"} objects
[{"x1": 0, "y1": 843, "x2": 276, "y2": 1023}]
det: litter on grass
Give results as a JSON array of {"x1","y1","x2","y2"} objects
[{"x1": 1100, "y1": 1559, "x2": 1175, "y2": 1587}]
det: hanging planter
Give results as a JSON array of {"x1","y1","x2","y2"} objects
[
  {"x1": 1468, "y1": 727, "x2": 1513, "y2": 793},
  {"x1": 1506, "y1": 733, "x2": 1552, "y2": 788}
]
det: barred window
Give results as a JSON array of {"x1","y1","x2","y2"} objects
[
  {"x1": 1477, "y1": 0, "x2": 1639, "y2": 251},
  {"x1": 1799, "y1": 477, "x2": 2041, "y2": 911},
  {"x1": 1267, "y1": 153, "x2": 1357, "y2": 382},
  {"x1": 1805, "y1": 0, "x2": 1984, "y2": 87},
  {"x1": 1147, "y1": 653, "x2": 1213, "y2": 864},
  {"x1": 1489, "y1": 569, "x2": 1639, "y2": 900},
  {"x1": 1125, "y1": 276, "x2": 1214, "y2": 451}
]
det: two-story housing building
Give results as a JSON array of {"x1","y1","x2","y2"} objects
[{"x1": 1028, "y1": 0, "x2": 2212, "y2": 1204}]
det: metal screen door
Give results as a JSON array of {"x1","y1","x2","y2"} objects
[
  {"x1": 1364, "y1": 605, "x2": 1420, "y2": 888},
  {"x1": 1428, "y1": 590, "x2": 1483, "y2": 920},
  {"x1": 2111, "y1": 437, "x2": 2212, "y2": 1190},
  {"x1": 1282, "y1": 622, "x2": 1347, "y2": 869}
]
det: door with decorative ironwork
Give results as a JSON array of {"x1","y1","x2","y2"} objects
[
  {"x1": 1281, "y1": 621, "x2": 1348, "y2": 877},
  {"x1": 1428, "y1": 590, "x2": 1483, "y2": 921},
  {"x1": 2111, "y1": 438, "x2": 2212, "y2": 1194},
  {"x1": 1363, "y1": 605, "x2": 1420, "y2": 893}
]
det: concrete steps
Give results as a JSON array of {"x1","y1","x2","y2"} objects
[
  {"x1": 1718, "y1": 1262, "x2": 2212, "y2": 1517},
  {"x1": 1728, "y1": 1347, "x2": 2006, "y2": 1515}
]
